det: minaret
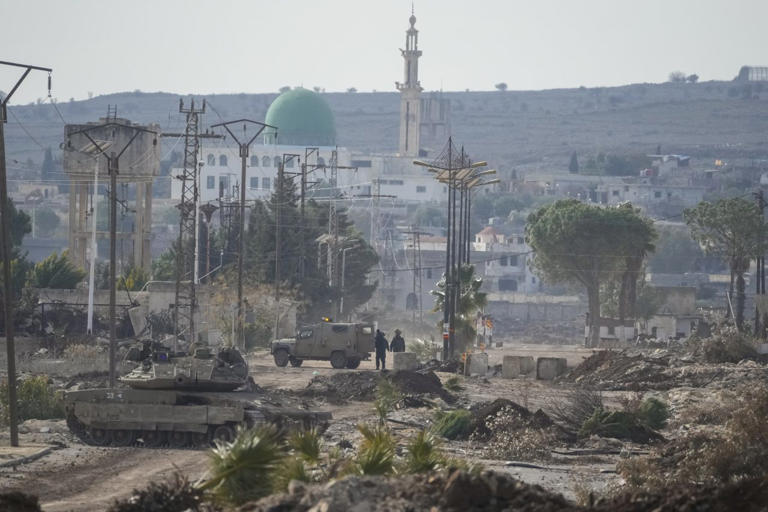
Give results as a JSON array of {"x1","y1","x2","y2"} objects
[{"x1": 396, "y1": 9, "x2": 423, "y2": 157}]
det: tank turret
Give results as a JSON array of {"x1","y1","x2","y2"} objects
[{"x1": 121, "y1": 342, "x2": 248, "y2": 392}]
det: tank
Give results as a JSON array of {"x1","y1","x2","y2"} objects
[{"x1": 64, "y1": 342, "x2": 331, "y2": 448}]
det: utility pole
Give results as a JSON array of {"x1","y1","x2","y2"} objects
[
  {"x1": 67, "y1": 122, "x2": 158, "y2": 388},
  {"x1": 199, "y1": 203, "x2": 219, "y2": 279},
  {"x1": 210, "y1": 120, "x2": 274, "y2": 350},
  {"x1": 170, "y1": 99, "x2": 204, "y2": 349},
  {"x1": 0, "y1": 60, "x2": 52, "y2": 447},
  {"x1": 403, "y1": 226, "x2": 429, "y2": 323}
]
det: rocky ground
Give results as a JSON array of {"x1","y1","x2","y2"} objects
[{"x1": 0, "y1": 341, "x2": 765, "y2": 511}]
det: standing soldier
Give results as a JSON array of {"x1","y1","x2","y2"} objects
[
  {"x1": 391, "y1": 329, "x2": 405, "y2": 353},
  {"x1": 374, "y1": 329, "x2": 390, "y2": 370}
]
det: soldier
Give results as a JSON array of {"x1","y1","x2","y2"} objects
[
  {"x1": 390, "y1": 329, "x2": 406, "y2": 353},
  {"x1": 374, "y1": 329, "x2": 390, "y2": 370}
]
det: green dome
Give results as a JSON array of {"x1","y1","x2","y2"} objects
[{"x1": 264, "y1": 88, "x2": 336, "y2": 146}]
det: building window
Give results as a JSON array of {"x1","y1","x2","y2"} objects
[
  {"x1": 509, "y1": 255, "x2": 518, "y2": 266},
  {"x1": 612, "y1": 190, "x2": 619, "y2": 196},
  {"x1": 250, "y1": 177, "x2": 258, "y2": 189},
  {"x1": 416, "y1": 185, "x2": 426, "y2": 193},
  {"x1": 499, "y1": 278, "x2": 518, "y2": 291},
  {"x1": 273, "y1": 156, "x2": 280, "y2": 168},
  {"x1": 262, "y1": 177, "x2": 271, "y2": 190},
  {"x1": 262, "y1": 156, "x2": 271, "y2": 167},
  {"x1": 654, "y1": 191, "x2": 662, "y2": 198},
  {"x1": 206, "y1": 176, "x2": 215, "y2": 189},
  {"x1": 624, "y1": 185, "x2": 629, "y2": 192},
  {"x1": 351, "y1": 159, "x2": 372, "y2": 167},
  {"x1": 207, "y1": 154, "x2": 215, "y2": 166},
  {"x1": 531, "y1": 277, "x2": 536, "y2": 284},
  {"x1": 607, "y1": 325, "x2": 616, "y2": 335},
  {"x1": 285, "y1": 158, "x2": 294, "y2": 168},
  {"x1": 219, "y1": 155, "x2": 228, "y2": 166},
  {"x1": 426, "y1": 268, "x2": 433, "y2": 279},
  {"x1": 500, "y1": 256, "x2": 508, "y2": 266},
  {"x1": 250, "y1": 155, "x2": 259, "y2": 167},
  {"x1": 219, "y1": 176, "x2": 229, "y2": 198},
  {"x1": 517, "y1": 236, "x2": 524, "y2": 244},
  {"x1": 317, "y1": 157, "x2": 325, "y2": 166}
]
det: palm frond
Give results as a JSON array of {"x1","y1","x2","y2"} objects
[
  {"x1": 354, "y1": 423, "x2": 396, "y2": 476},
  {"x1": 201, "y1": 425, "x2": 285, "y2": 506},
  {"x1": 273, "y1": 456, "x2": 310, "y2": 492},
  {"x1": 288, "y1": 428, "x2": 321, "y2": 464},
  {"x1": 402, "y1": 430, "x2": 443, "y2": 474}
]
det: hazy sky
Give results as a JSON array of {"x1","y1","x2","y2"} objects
[{"x1": 2, "y1": 0, "x2": 767, "y2": 104}]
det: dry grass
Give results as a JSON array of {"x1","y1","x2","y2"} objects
[{"x1": 548, "y1": 386, "x2": 603, "y2": 433}]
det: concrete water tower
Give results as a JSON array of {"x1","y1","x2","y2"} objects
[{"x1": 62, "y1": 115, "x2": 161, "y2": 271}]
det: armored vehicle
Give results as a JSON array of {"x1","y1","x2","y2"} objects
[
  {"x1": 64, "y1": 342, "x2": 331, "y2": 448},
  {"x1": 271, "y1": 321, "x2": 375, "y2": 369}
]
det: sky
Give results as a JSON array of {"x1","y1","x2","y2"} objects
[{"x1": 2, "y1": 0, "x2": 768, "y2": 105}]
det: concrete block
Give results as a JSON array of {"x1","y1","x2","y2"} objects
[
  {"x1": 502, "y1": 356, "x2": 520, "y2": 379},
  {"x1": 393, "y1": 352, "x2": 419, "y2": 371},
  {"x1": 536, "y1": 357, "x2": 567, "y2": 380},
  {"x1": 502, "y1": 355, "x2": 535, "y2": 379},
  {"x1": 465, "y1": 352, "x2": 489, "y2": 376}
]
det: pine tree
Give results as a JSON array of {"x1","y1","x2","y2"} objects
[{"x1": 568, "y1": 151, "x2": 579, "y2": 174}]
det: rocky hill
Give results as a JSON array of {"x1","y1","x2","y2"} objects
[{"x1": 5, "y1": 80, "x2": 768, "y2": 179}]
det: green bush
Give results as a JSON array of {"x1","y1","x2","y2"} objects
[
  {"x1": 244, "y1": 321, "x2": 272, "y2": 350},
  {"x1": 432, "y1": 410, "x2": 473, "y2": 440},
  {"x1": 0, "y1": 375, "x2": 64, "y2": 427},
  {"x1": 638, "y1": 397, "x2": 670, "y2": 430},
  {"x1": 27, "y1": 251, "x2": 85, "y2": 289},
  {"x1": 353, "y1": 423, "x2": 396, "y2": 476}
]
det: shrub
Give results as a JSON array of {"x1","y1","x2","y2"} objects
[
  {"x1": 28, "y1": 251, "x2": 85, "y2": 289},
  {"x1": 548, "y1": 387, "x2": 603, "y2": 432},
  {"x1": 108, "y1": 474, "x2": 213, "y2": 512},
  {"x1": 374, "y1": 378, "x2": 402, "y2": 422},
  {"x1": 402, "y1": 430, "x2": 443, "y2": 474},
  {"x1": 637, "y1": 397, "x2": 670, "y2": 430},
  {"x1": 443, "y1": 376, "x2": 464, "y2": 392},
  {"x1": 432, "y1": 410, "x2": 472, "y2": 440},
  {"x1": 353, "y1": 423, "x2": 396, "y2": 476},
  {"x1": 63, "y1": 344, "x2": 103, "y2": 361},
  {"x1": 202, "y1": 425, "x2": 284, "y2": 506},
  {"x1": 0, "y1": 375, "x2": 64, "y2": 427},
  {"x1": 579, "y1": 408, "x2": 662, "y2": 444}
]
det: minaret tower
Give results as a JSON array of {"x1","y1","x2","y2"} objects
[{"x1": 396, "y1": 8, "x2": 423, "y2": 157}]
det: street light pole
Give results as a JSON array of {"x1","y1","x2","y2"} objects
[{"x1": 210, "y1": 120, "x2": 275, "y2": 350}]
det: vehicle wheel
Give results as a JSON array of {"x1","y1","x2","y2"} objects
[
  {"x1": 111, "y1": 429, "x2": 135, "y2": 447},
  {"x1": 212, "y1": 424, "x2": 236, "y2": 444},
  {"x1": 141, "y1": 430, "x2": 165, "y2": 448},
  {"x1": 273, "y1": 349, "x2": 290, "y2": 367},
  {"x1": 345, "y1": 358, "x2": 361, "y2": 369},
  {"x1": 330, "y1": 351, "x2": 347, "y2": 369},
  {"x1": 88, "y1": 428, "x2": 109, "y2": 446},
  {"x1": 289, "y1": 357, "x2": 303, "y2": 367},
  {"x1": 168, "y1": 431, "x2": 189, "y2": 448}
]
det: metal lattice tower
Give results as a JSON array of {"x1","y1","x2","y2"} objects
[{"x1": 173, "y1": 98, "x2": 205, "y2": 346}]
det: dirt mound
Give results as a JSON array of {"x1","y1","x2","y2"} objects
[
  {"x1": 0, "y1": 491, "x2": 42, "y2": 512},
  {"x1": 240, "y1": 469, "x2": 580, "y2": 512},
  {"x1": 562, "y1": 350, "x2": 768, "y2": 390},
  {"x1": 596, "y1": 476, "x2": 768, "y2": 512},
  {"x1": 62, "y1": 370, "x2": 112, "y2": 390},
  {"x1": 467, "y1": 399, "x2": 566, "y2": 460},
  {"x1": 302, "y1": 370, "x2": 453, "y2": 404}
]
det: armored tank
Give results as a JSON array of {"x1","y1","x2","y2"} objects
[{"x1": 64, "y1": 342, "x2": 331, "y2": 448}]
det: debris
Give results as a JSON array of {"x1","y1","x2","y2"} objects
[{"x1": 302, "y1": 370, "x2": 454, "y2": 404}]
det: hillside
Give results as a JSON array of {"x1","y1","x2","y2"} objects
[{"x1": 5, "y1": 80, "x2": 768, "y2": 180}]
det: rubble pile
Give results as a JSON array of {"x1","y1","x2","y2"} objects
[
  {"x1": 302, "y1": 370, "x2": 452, "y2": 404},
  {"x1": 240, "y1": 469, "x2": 581, "y2": 512},
  {"x1": 467, "y1": 399, "x2": 566, "y2": 460},
  {"x1": 562, "y1": 350, "x2": 768, "y2": 390}
]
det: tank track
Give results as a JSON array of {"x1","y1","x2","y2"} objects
[{"x1": 65, "y1": 412, "x2": 235, "y2": 449}]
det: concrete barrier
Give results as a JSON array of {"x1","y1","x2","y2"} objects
[
  {"x1": 536, "y1": 357, "x2": 567, "y2": 380},
  {"x1": 502, "y1": 356, "x2": 520, "y2": 379},
  {"x1": 392, "y1": 352, "x2": 419, "y2": 371},
  {"x1": 502, "y1": 355, "x2": 535, "y2": 379},
  {"x1": 465, "y1": 352, "x2": 489, "y2": 376}
]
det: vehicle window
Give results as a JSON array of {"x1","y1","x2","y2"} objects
[
  {"x1": 299, "y1": 330, "x2": 313, "y2": 339},
  {"x1": 331, "y1": 325, "x2": 349, "y2": 333},
  {"x1": 361, "y1": 326, "x2": 373, "y2": 334}
]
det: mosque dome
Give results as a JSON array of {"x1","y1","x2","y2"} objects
[{"x1": 263, "y1": 88, "x2": 337, "y2": 146}]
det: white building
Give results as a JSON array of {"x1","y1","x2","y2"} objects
[{"x1": 473, "y1": 226, "x2": 538, "y2": 294}]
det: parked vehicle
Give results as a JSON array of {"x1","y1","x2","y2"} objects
[{"x1": 271, "y1": 321, "x2": 375, "y2": 369}]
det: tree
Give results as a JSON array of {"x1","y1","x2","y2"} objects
[
  {"x1": 41, "y1": 147, "x2": 55, "y2": 181},
  {"x1": 0, "y1": 199, "x2": 32, "y2": 332},
  {"x1": 28, "y1": 251, "x2": 85, "y2": 289},
  {"x1": 431, "y1": 264, "x2": 488, "y2": 351},
  {"x1": 494, "y1": 83, "x2": 508, "y2": 92},
  {"x1": 526, "y1": 200, "x2": 656, "y2": 347},
  {"x1": 34, "y1": 207, "x2": 60, "y2": 238},
  {"x1": 684, "y1": 198, "x2": 766, "y2": 328},
  {"x1": 118, "y1": 265, "x2": 149, "y2": 291},
  {"x1": 278, "y1": 86, "x2": 291, "y2": 93},
  {"x1": 686, "y1": 74, "x2": 699, "y2": 84},
  {"x1": 568, "y1": 151, "x2": 579, "y2": 174},
  {"x1": 668, "y1": 71, "x2": 686, "y2": 83},
  {"x1": 346, "y1": 87, "x2": 357, "y2": 93},
  {"x1": 648, "y1": 227, "x2": 705, "y2": 273}
]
